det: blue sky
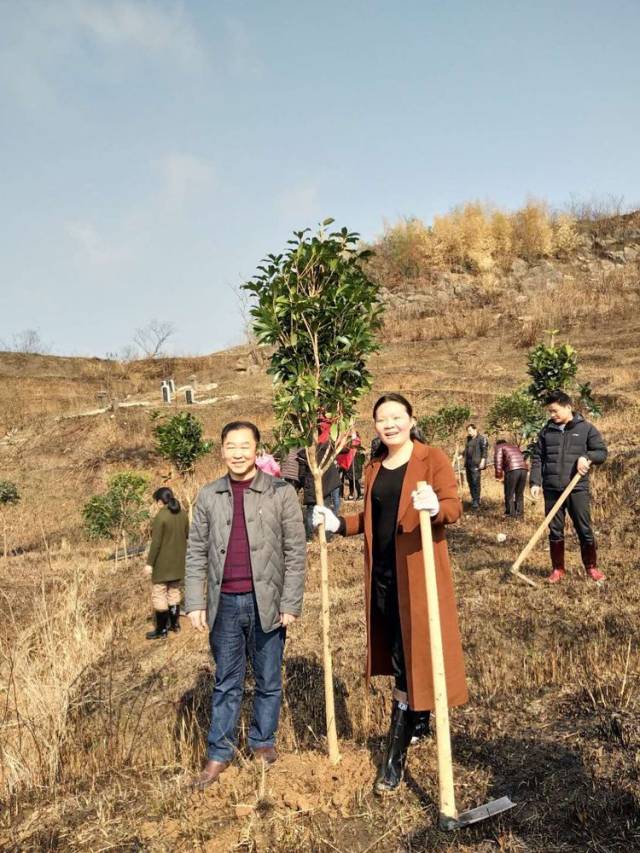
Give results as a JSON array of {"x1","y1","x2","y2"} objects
[{"x1": 1, "y1": 0, "x2": 639, "y2": 356}]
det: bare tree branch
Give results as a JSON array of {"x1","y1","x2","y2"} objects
[{"x1": 133, "y1": 319, "x2": 176, "y2": 358}]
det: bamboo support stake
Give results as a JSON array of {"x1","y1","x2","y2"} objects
[{"x1": 313, "y1": 467, "x2": 340, "y2": 764}]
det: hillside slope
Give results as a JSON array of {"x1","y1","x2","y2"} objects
[{"x1": 1, "y1": 217, "x2": 639, "y2": 852}]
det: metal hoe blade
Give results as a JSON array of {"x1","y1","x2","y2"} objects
[{"x1": 440, "y1": 796, "x2": 516, "y2": 831}]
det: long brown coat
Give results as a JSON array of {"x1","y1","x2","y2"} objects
[{"x1": 344, "y1": 441, "x2": 468, "y2": 711}]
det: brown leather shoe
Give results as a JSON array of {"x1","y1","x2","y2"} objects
[
  {"x1": 191, "y1": 759, "x2": 229, "y2": 790},
  {"x1": 252, "y1": 746, "x2": 278, "y2": 765}
]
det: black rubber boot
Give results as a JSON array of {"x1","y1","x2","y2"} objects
[
  {"x1": 410, "y1": 710, "x2": 431, "y2": 745},
  {"x1": 168, "y1": 604, "x2": 181, "y2": 632},
  {"x1": 374, "y1": 700, "x2": 415, "y2": 795},
  {"x1": 146, "y1": 610, "x2": 169, "y2": 640}
]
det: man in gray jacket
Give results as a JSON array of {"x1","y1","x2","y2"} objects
[{"x1": 185, "y1": 420, "x2": 306, "y2": 789}]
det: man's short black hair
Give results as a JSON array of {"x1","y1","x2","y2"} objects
[
  {"x1": 221, "y1": 421, "x2": 260, "y2": 444},
  {"x1": 467, "y1": 423, "x2": 477, "y2": 430},
  {"x1": 545, "y1": 390, "x2": 572, "y2": 407},
  {"x1": 495, "y1": 439, "x2": 507, "y2": 445}
]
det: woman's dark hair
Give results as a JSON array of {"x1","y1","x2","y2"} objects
[
  {"x1": 153, "y1": 487, "x2": 181, "y2": 514},
  {"x1": 371, "y1": 393, "x2": 426, "y2": 458},
  {"x1": 221, "y1": 420, "x2": 261, "y2": 444},
  {"x1": 495, "y1": 439, "x2": 507, "y2": 445}
]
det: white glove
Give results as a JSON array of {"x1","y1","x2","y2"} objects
[
  {"x1": 312, "y1": 505, "x2": 340, "y2": 533},
  {"x1": 412, "y1": 484, "x2": 440, "y2": 518},
  {"x1": 531, "y1": 485, "x2": 541, "y2": 499}
]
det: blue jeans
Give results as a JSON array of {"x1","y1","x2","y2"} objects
[{"x1": 208, "y1": 592, "x2": 286, "y2": 762}]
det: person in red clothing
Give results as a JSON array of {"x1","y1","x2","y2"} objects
[
  {"x1": 336, "y1": 442, "x2": 356, "y2": 499},
  {"x1": 493, "y1": 439, "x2": 528, "y2": 519}
]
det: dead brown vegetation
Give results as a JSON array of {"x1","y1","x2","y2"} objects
[{"x1": 1, "y1": 216, "x2": 639, "y2": 851}]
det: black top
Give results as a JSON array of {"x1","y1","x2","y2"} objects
[
  {"x1": 297, "y1": 442, "x2": 341, "y2": 504},
  {"x1": 371, "y1": 462, "x2": 408, "y2": 579},
  {"x1": 529, "y1": 413, "x2": 607, "y2": 492}
]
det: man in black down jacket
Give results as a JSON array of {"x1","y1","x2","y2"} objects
[
  {"x1": 464, "y1": 424, "x2": 489, "y2": 510},
  {"x1": 529, "y1": 390, "x2": 607, "y2": 583}
]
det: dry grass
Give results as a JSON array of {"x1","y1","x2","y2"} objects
[
  {"x1": 368, "y1": 201, "x2": 580, "y2": 287},
  {"x1": 0, "y1": 557, "x2": 114, "y2": 795},
  {"x1": 1, "y1": 243, "x2": 640, "y2": 849},
  {"x1": 383, "y1": 257, "x2": 639, "y2": 348}
]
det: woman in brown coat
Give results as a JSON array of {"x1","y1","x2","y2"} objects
[{"x1": 313, "y1": 393, "x2": 468, "y2": 794}]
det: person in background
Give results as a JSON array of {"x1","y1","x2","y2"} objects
[
  {"x1": 313, "y1": 393, "x2": 467, "y2": 795},
  {"x1": 298, "y1": 438, "x2": 341, "y2": 542},
  {"x1": 464, "y1": 424, "x2": 489, "y2": 510},
  {"x1": 185, "y1": 420, "x2": 306, "y2": 789},
  {"x1": 493, "y1": 439, "x2": 528, "y2": 519},
  {"x1": 530, "y1": 390, "x2": 608, "y2": 584},
  {"x1": 344, "y1": 433, "x2": 365, "y2": 500},
  {"x1": 256, "y1": 448, "x2": 281, "y2": 478},
  {"x1": 336, "y1": 441, "x2": 356, "y2": 499},
  {"x1": 280, "y1": 446, "x2": 302, "y2": 490},
  {"x1": 144, "y1": 487, "x2": 189, "y2": 640}
]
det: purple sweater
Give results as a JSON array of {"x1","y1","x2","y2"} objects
[{"x1": 221, "y1": 479, "x2": 254, "y2": 594}]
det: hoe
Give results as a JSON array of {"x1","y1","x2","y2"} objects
[{"x1": 417, "y1": 482, "x2": 515, "y2": 830}]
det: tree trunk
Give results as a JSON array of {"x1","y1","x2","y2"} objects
[
  {"x1": 311, "y1": 462, "x2": 340, "y2": 764},
  {"x1": 2, "y1": 513, "x2": 6, "y2": 562},
  {"x1": 453, "y1": 444, "x2": 463, "y2": 488}
]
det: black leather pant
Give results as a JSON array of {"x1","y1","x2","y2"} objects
[{"x1": 372, "y1": 570, "x2": 406, "y2": 693}]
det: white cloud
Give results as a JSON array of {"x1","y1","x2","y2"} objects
[
  {"x1": 0, "y1": 0, "x2": 207, "y2": 113},
  {"x1": 225, "y1": 18, "x2": 263, "y2": 79},
  {"x1": 65, "y1": 220, "x2": 129, "y2": 266},
  {"x1": 276, "y1": 182, "x2": 321, "y2": 223},
  {"x1": 71, "y1": 0, "x2": 207, "y2": 69},
  {"x1": 156, "y1": 153, "x2": 216, "y2": 210}
]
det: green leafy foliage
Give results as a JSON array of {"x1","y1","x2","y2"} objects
[
  {"x1": 242, "y1": 220, "x2": 384, "y2": 449},
  {"x1": 417, "y1": 405, "x2": 471, "y2": 445},
  {"x1": 527, "y1": 332, "x2": 578, "y2": 401},
  {"x1": 577, "y1": 382, "x2": 602, "y2": 417},
  {"x1": 526, "y1": 331, "x2": 601, "y2": 416},
  {"x1": 486, "y1": 389, "x2": 545, "y2": 446},
  {"x1": 83, "y1": 472, "x2": 149, "y2": 542},
  {"x1": 151, "y1": 412, "x2": 212, "y2": 474},
  {"x1": 0, "y1": 481, "x2": 20, "y2": 506}
]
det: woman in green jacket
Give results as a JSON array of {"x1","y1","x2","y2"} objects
[{"x1": 144, "y1": 487, "x2": 189, "y2": 640}]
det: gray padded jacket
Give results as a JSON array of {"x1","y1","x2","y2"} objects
[{"x1": 184, "y1": 469, "x2": 306, "y2": 632}]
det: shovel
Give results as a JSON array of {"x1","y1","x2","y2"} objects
[
  {"x1": 510, "y1": 471, "x2": 584, "y2": 587},
  {"x1": 417, "y1": 481, "x2": 515, "y2": 830}
]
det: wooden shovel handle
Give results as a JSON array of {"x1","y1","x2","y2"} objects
[
  {"x1": 417, "y1": 481, "x2": 457, "y2": 825},
  {"x1": 510, "y1": 471, "x2": 583, "y2": 582}
]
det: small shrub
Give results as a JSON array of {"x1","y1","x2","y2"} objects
[
  {"x1": 486, "y1": 389, "x2": 545, "y2": 446},
  {"x1": 0, "y1": 480, "x2": 20, "y2": 559},
  {"x1": 527, "y1": 332, "x2": 579, "y2": 401},
  {"x1": 552, "y1": 213, "x2": 580, "y2": 256},
  {"x1": 512, "y1": 200, "x2": 553, "y2": 261},
  {"x1": 0, "y1": 480, "x2": 20, "y2": 507},
  {"x1": 151, "y1": 411, "x2": 212, "y2": 475},
  {"x1": 417, "y1": 405, "x2": 471, "y2": 446},
  {"x1": 83, "y1": 472, "x2": 148, "y2": 559}
]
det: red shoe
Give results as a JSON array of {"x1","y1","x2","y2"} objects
[
  {"x1": 586, "y1": 567, "x2": 605, "y2": 583},
  {"x1": 547, "y1": 568, "x2": 565, "y2": 584}
]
